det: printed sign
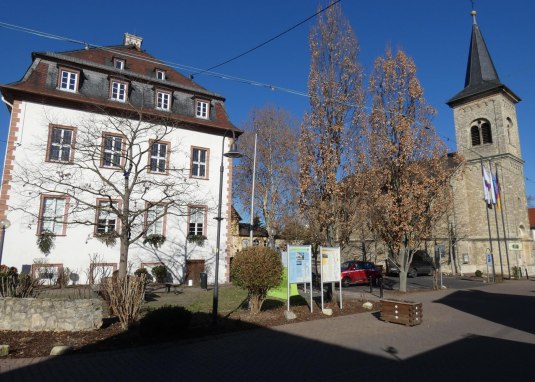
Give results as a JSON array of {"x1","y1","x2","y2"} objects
[
  {"x1": 287, "y1": 245, "x2": 312, "y2": 284},
  {"x1": 509, "y1": 242, "x2": 521, "y2": 250},
  {"x1": 320, "y1": 246, "x2": 341, "y2": 283}
]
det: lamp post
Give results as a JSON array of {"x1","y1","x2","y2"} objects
[
  {"x1": 249, "y1": 133, "x2": 257, "y2": 246},
  {"x1": 213, "y1": 130, "x2": 242, "y2": 325},
  {"x1": 0, "y1": 218, "x2": 11, "y2": 265}
]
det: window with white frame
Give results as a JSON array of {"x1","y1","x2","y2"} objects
[
  {"x1": 59, "y1": 69, "x2": 78, "y2": 92},
  {"x1": 188, "y1": 207, "x2": 205, "y2": 236},
  {"x1": 48, "y1": 126, "x2": 74, "y2": 162},
  {"x1": 39, "y1": 197, "x2": 67, "y2": 235},
  {"x1": 156, "y1": 91, "x2": 171, "y2": 111},
  {"x1": 146, "y1": 204, "x2": 165, "y2": 235},
  {"x1": 102, "y1": 134, "x2": 123, "y2": 168},
  {"x1": 191, "y1": 147, "x2": 208, "y2": 178},
  {"x1": 156, "y1": 69, "x2": 166, "y2": 80},
  {"x1": 195, "y1": 100, "x2": 209, "y2": 119},
  {"x1": 114, "y1": 58, "x2": 125, "y2": 70},
  {"x1": 96, "y1": 200, "x2": 118, "y2": 234},
  {"x1": 111, "y1": 80, "x2": 127, "y2": 102},
  {"x1": 150, "y1": 141, "x2": 168, "y2": 173}
]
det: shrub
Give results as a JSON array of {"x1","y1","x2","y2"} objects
[
  {"x1": 102, "y1": 275, "x2": 146, "y2": 329},
  {"x1": 151, "y1": 265, "x2": 167, "y2": 283},
  {"x1": 475, "y1": 270, "x2": 483, "y2": 278},
  {"x1": 231, "y1": 247, "x2": 283, "y2": 315},
  {"x1": 139, "y1": 305, "x2": 192, "y2": 338},
  {"x1": 134, "y1": 268, "x2": 153, "y2": 282},
  {"x1": 0, "y1": 266, "x2": 41, "y2": 297},
  {"x1": 56, "y1": 267, "x2": 71, "y2": 288}
]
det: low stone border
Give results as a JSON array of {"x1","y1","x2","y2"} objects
[{"x1": 0, "y1": 297, "x2": 103, "y2": 331}]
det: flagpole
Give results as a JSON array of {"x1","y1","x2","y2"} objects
[
  {"x1": 496, "y1": 163, "x2": 511, "y2": 278},
  {"x1": 480, "y1": 160, "x2": 495, "y2": 281},
  {"x1": 489, "y1": 161, "x2": 504, "y2": 278}
]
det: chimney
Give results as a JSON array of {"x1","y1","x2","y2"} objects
[{"x1": 123, "y1": 33, "x2": 143, "y2": 50}]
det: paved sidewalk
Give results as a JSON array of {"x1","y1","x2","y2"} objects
[{"x1": 1, "y1": 280, "x2": 534, "y2": 381}]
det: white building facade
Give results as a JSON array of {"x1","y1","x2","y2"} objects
[{"x1": 0, "y1": 34, "x2": 239, "y2": 285}]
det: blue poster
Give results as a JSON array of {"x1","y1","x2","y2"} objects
[{"x1": 288, "y1": 245, "x2": 312, "y2": 283}]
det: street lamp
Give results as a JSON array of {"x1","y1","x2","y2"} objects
[
  {"x1": 0, "y1": 218, "x2": 11, "y2": 265},
  {"x1": 213, "y1": 130, "x2": 242, "y2": 325}
]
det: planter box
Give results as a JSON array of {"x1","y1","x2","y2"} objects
[{"x1": 380, "y1": 299, "x2": 422, "y2": 326}]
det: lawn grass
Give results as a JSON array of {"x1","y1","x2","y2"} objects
[
  {"x1": 142, "y1": 285, "x2": 248, "y2": 314},
  {"x1": 186, "y1": 285, "x2": 248, "y2": 313}
]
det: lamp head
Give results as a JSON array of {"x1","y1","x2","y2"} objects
[
  {"x1": 0, "y1": 219, "x2": 10, "y2": 229},
  {"x1": 224, "y1": 141, "x2": 243, "y2": 159}
]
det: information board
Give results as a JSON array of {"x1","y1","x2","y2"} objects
[
  {"x1": 287, "y1": 245, "x2": 312, "y2": 284},
  {"x1": 320, "y1": 246, "x2": 341, "y2": 283}
]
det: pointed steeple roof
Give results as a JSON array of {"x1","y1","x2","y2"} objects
[{"x1": 447, "y1": 11, "x2": 519, "y2": 106}]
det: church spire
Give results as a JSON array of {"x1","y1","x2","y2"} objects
[
  {"x1": 463, "y1": 10, "x2": 500, "y2": 89},
  {"x1": 447, "y1": 10, "x2": 519, "y2": 106}
]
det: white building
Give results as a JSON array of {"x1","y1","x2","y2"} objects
[{"x1": 0, "y1": 34, "x2": 240, "y2": 285}]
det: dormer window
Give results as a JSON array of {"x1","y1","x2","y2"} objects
[
  {"x1": 58, "y1": 68, "x2": 79, "y2": 92},
  {"x1": 470, "y1": 119, "x2": 492, "y2": 146},
  {"x1": 156, "y1": 90, "x2": 171, "y2": 111},
  {"x1": 110, "y1": 80, "x2": 128, "y2": 102},
  {"x1": 114, "y1": 58, "x2": 125, "y2": 70},
  {"x1": 156, "y1": 69, "x2": 166, "y2": 80},
  {"x1": 195, "y1": 99, "x2": 209, "y2": 119}
]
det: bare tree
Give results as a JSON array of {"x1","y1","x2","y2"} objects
[
  {"x1": 299, "y1": 1, "x2": 365, "y2": 256},
  {"x1": 13, "y1": 106, "x2": 204, "y2": 278},
  {"x1": 363, "y1": 48, "x2": 461, "y2": 292},
  {"x1": 233, "y1": 105, "x2": 299, "y2": 248}
]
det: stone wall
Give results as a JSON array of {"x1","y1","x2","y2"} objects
[{"x1": 0, "y1": 298, "x2": 103, "y2": 331}]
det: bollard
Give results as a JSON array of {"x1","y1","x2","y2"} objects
[
  {"x1": 526, "y1": 268, "x2": 529, "y2": 279},
  {"x1": 379, "y1": 277, "x2": 384, "y2": 298},
  {"x1": 369, "y1": 276, "x2": 373, "y2": 293}
]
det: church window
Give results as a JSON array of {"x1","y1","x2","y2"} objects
[
  {"x1": 481, "y1": 122, "x2": 492, "y2": 144},
  {"x1": 470, "y1": 119, "x2": 492, "y2": 146},
  {"x1": 471, "y1": 126, "x2": 481, "y2": 146},
  {"x1": 506, "y1": 117, "x2": 513, "y2": 145}
]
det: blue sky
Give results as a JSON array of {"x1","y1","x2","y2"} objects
[{"x1": 1, "y1": 0, "x2": 535, "y2": 198}]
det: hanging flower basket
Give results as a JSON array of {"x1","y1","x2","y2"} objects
[
  {"x1": 95, "y1": 231, "x2": 119, "y2": 247},
  {"x1": 143, "y1": 234, "x2": 166, "y2": 248},
  {"x1": 36, "y1": 230, "x2": 56, "y2": 255},
  {"x1": 187, "y1": 234, "x2": 207, "y2": 247}
]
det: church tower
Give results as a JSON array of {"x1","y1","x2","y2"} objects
[{"x1": 447, "y1": 11, "x2": 532, "y2": 277}]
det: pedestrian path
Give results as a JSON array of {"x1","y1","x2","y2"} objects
[{"x1": 1, "y1": 280, "x2": 534, "y2": 381}]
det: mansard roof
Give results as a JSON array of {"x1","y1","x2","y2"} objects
[
  {"x1": 447, "y1": 13, "x2": 520, "y2": 107},
  {"x1": 0, "y1": 43, "x2": 239, "y2": 133}
]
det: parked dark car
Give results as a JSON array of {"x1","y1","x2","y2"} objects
[
  {"x1": 386, "y1": 251, "x2": 435, "y2": 278},
  {"x1": 341, "y1": 260, "x2": 382, "y2": 287}
]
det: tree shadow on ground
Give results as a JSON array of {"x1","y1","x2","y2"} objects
[
  {"x1": 435, "y1": 289, "x2": 535, "y2": 335},
  {"x1": 1, "y1": 312, "x2": 533, "y2": 381}
]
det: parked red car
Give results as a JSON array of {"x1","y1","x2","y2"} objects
[{"x1": 341, "y1": 260, "x2": 382, "y2": 287}]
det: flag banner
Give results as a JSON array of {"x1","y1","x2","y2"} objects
[
  {"x1": 487, "y1": 166, "x2": 496, "y2": 205},
  {"x1": 482, "y1": 166, "x2": 493, "y2": 207},
  {"x1": 492, "y1": 170, "x2": 501, "y2": 210}
]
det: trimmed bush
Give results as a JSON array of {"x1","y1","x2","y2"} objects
[
  {"x1": 134, "y1": 267, "x2": 153, "y2": 282},
  {"x1": 151, "y1": 265, "x2": 167, "y2": 283},
  {"x1": 139, "y1": 305, "x2": 192, "y2": 338},
  {"x1": 231, "y1": 246, "x2": 283, "y2": 315},
  {"x1": 475, "y1": 270, "x2": 483, "y2": 278}
]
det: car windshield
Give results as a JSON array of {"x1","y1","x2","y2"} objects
[{"x1": 341, "y1": 262, "x2": 351, "y2": 271}]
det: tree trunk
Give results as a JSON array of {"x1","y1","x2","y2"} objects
[
  {"x1": 399, "y1": 270, "x2": 408, "y2": 292},
  {"x1": 118, "y1": 238, "x2": 129, "y2": 278},
  {"x1": 250, "y1": 294, "x2": 263, "y2": 315}
]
